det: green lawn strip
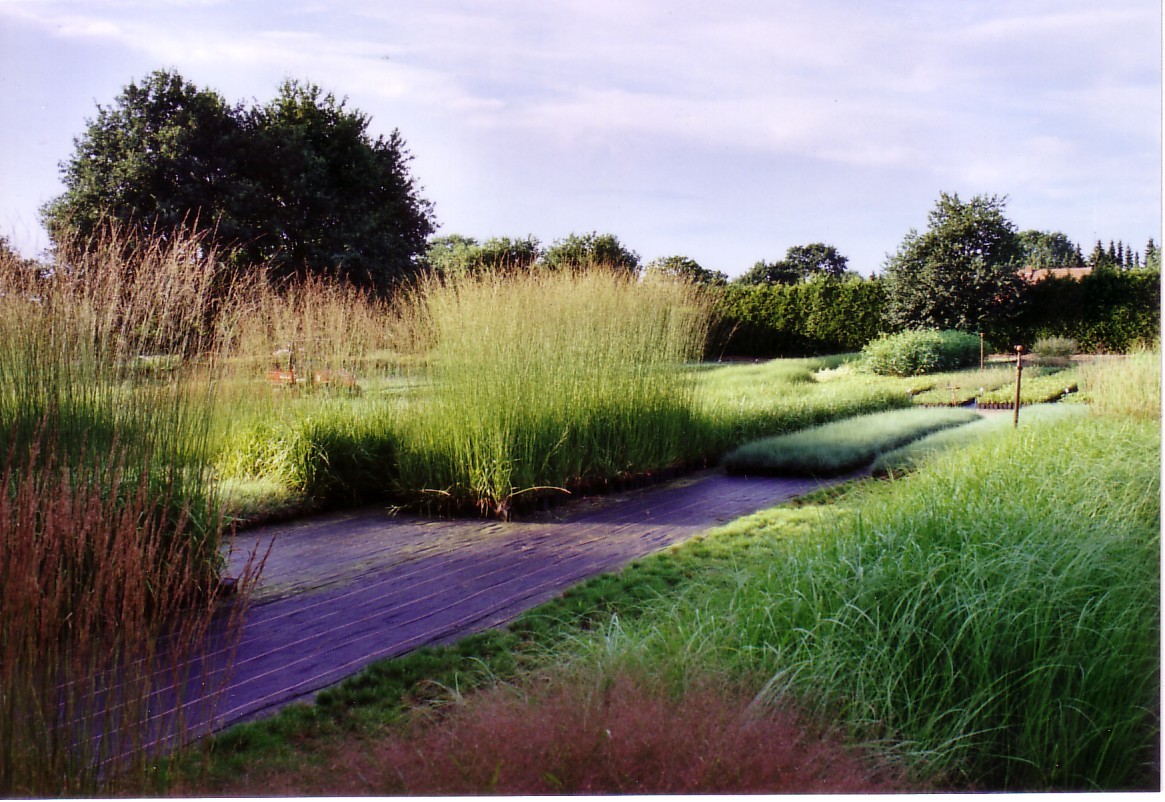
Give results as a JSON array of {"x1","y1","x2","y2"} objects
[
  {"x1": 871, "y1": 403, "x2": 1088, "y2": 475},
  {"x1": 977, "y1": 366, "x2": 1082, "y2": 407},
  {"x1": 723, "y1": 407, "x2": 980, "y2": 476}
]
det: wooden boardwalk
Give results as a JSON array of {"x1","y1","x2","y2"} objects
[{"x1": 194, "y1": 469, "x2": 846, "y2": 734}]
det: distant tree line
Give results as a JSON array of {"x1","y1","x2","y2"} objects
[{"x1": 32, "y1": 68, "x2": 1158, "y2": 353}]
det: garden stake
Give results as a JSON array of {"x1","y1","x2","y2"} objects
[{"x1": 1013, "y1": 345, "x2": 1024, "y2": 428}]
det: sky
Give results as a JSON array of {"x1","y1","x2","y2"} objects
[{"x1": 0, "y1": 0, "x2": 1160, "y2": 277}]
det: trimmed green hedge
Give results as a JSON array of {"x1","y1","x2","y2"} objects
[
  {"x1": 711, "y1": 278, "x2": 886, "y2": 357},
  {"x1": 710, "y1": 269, "x2": 1156, "y2": 359},
  {"x1": 991, "y1": 269, "x2": 1160, "y2": 352}
]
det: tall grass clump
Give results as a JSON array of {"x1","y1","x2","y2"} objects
[
  {"x1": 0, "y1": 229, "x2": 260, "y2": 794},
  {"x1": 1078, "y1": 347, "x2": 1161, "y2": 419},
  {"x1": 755, "y1": 413, "x2": 1159, "y2": 789},
  {"x1": 0, "y1": 227, "x2": 232, "y2": 567},
  {"x1": 210, "y1": 274, "x2": 403, "y2": 513},
  {"x1": 392, "y1": 267, "x2": 711, "y2": 516},
  {"x1": 0, "y1": 440, "x2": 259, "y2": 795}
]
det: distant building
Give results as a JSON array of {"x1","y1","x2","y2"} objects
[{"x1": 1017, "y1": 265, "x2": 1093, "y2": 283}]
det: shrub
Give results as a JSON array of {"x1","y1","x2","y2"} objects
[{"x1": 861, "y1": 329, "x2": 981, "y2": 376}]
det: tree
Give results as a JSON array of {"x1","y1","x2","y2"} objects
[
  {"x1": 881, "y1": 192, "x2": 1025, "y2": 331},
  {"x1": 424, "y1": 234, "x2": 540, "y2": 277},
  {"x1": 540, "y1": 232, "x2": 639, "y2": 273},
  {"x1": 42, "y1": 70, "x2": 252, "y2": 249},
  {"x1": 243, "y1": 80, "x2": 435, "y2": 289},
  {"x1": 735, "y1": 259, "x2": 800, "y2": 285},
  {"x1": 644, "y1": 255, "x2": 727, "y2": 286},
  {"x1": 43, "y1": 69, "x2": 436, "y2": 292},
  {"x1": 1017, "y1": 230, "x2": 1080, "y2": 268},
  {"x1": 425, "y1": 234, "x2": 480, "y2": 276},
  {"x1": 476, "y1": 235, "x2": 540, "y2": 272},
  {"x1": 782, "y1": 243, "x2": 851, "y2": 280},
  {"x1": 735, "y1": 242, "x2": 851, "y2": 285},
  {"x1": 1146, "y1": 238, "x2": 1160, "y2": 271}
]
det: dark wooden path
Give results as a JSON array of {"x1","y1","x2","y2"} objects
[{"x1": 192, "y1": 469, "x2": 847, "y2": 734}]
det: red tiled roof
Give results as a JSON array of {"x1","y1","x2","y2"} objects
[{"x1": 1017, "y1": 266, "x2": 1093, "y2": 283}]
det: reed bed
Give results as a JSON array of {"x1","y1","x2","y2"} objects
[
  {"x1": 1078, "y1": 348, "x2": 1160, "y2": 419},
  {"x1": 391, "y1": 268, "x2": 712, "y2": 516},
  {"x1": 0, "y1": 231, "x2": 260, "y2": 795}
]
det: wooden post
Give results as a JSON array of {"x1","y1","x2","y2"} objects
[
  {"x1": 980, "y1": 332, "x2": 985, "y2": 371},
  {"x1": 1013, "y1": 345, "x2": 1024, "y2": 428}
]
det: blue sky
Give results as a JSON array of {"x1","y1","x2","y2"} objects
[{"x1": 0, "y1": 0, "x2": 1160, "y2": 276}]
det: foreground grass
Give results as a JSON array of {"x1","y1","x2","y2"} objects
[
  {"x1": 723, "y1": 406, "x2": 979, "y2": 475},
  {"x1": 0, "y1": 232, "x2": 255, "y2": 796}
]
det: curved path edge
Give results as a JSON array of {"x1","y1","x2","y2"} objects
[{"x1": 180, "y1": 469, "x2": 860, "y2": 737}]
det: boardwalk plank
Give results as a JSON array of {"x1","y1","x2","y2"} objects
[{"x1": 197, "y1": 470, "x2": 851, "y2": 731}]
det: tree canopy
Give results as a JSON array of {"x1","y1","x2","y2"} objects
[
  {"x1": 424, "y1": 234, "x2": 540, "y2": 276},
  {"x1": 540, "y1": 232, "x2": 640, "y2": 273},
  {"x1": 42, "y1": 69, "x2": 436, "y2": 292},
  {"x1": 1017, "y1": 230, "x2": 1082, "y2": 268},
  {"x1": 644, "y1": 255, "x2": 727, "y2": 286},
  {"x1": 735, "y1": 242, "x2": 850, "y2": 285},
  {"x1": 881, "y1": 192, "x2": 1025, "y2": 331}
]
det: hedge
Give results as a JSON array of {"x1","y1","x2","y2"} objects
[
  {"x1": 711, "y1": 270, "x2": 1158, "y2": 358},
  {"x1": 990, "y1": 269, "x2": 1160, "y2": 353},
  {"x1": 710, "y1": 278, "x2": 887, "y2": 357}
]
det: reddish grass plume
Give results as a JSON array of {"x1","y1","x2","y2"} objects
[{"x1": 229, "y1": 672, "x2": 917, "y2": 795}]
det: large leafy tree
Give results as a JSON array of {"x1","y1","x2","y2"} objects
[
  {"x1": 1018, "y1": 229, "x2": 1081, "y2": 268},
  {"x1": 735, "y1": 242, "x2": 850, "y2": 285},
  {"x1": 43, "y1": 70, "x2": 435, "y2": 292},
  {"x1": 540, "y1": 232, "x2": 640, "y2": 274},
  {"x1": 735, "y1": 259, "x2": 800, "y2": 285},
  {"x1": 42, "y1": 70, "x2": 253, "y2": 248},
  {"x1": 882, "y1": 192, "x2": 1025, "y2": 331},
  {"x1": 644, "y1": 255, "x2": 727, "y2": 286},
  {"x1": 244, "y1": 80, "x2": 434, "y2": 289}
]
